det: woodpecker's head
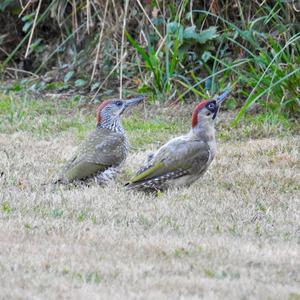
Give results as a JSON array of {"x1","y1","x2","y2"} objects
[
  {"x1": 191, "y1": 90, "x2": 229, "y2": 129},
  {"x1": 96, "y1": 95, "x2": 145, "y2": 131}
]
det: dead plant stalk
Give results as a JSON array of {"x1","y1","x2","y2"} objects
[
  {"x1": 90, "y1": 0, "x2": 109, "y2": 83},
  {"x1": 120, "y1": 0, "x2": 129, "y2": 98},
  {"x1": 24, "y1": 0, "x2": 42, "y2": 59}
]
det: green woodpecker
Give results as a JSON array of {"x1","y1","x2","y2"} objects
[
  {"x1": 55, "y1": 95, "x2": 144, "y2": 185},
  {"x1": 126, "y1": 91, "x2": 229, "y2": 192}
]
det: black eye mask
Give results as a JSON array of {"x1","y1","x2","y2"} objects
[{"x1": 206, "y1": 100, "x2": 219, "y2": 119}]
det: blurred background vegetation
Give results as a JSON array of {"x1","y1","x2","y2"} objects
[{"x1": 0, "y1": 0, "x2": 299, "y2": 123}]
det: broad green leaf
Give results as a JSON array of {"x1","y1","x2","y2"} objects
[
  {"x1": 167, "y1": 22, "x2": 184, "y2": 43},
  {"x1": 183, "y1": 26, "x2": 218, "y2": 44},
  {"x1": 75, "y1": 79, "x2": 86, "y2": 87},
  {"x1": 91, "y1": 82, "x2": 100, "y2": 91},
  {"x1": 167, "y1": 22, "x2": 182, "y2": 34},
  {"x1": 64, "y1": 71, "x2": 74, "y2": 83},
  {"x1": 152, "y1": 17, "x2": 164, "y2": 26},
  {"x1": 22, "y1": 21, "x2": 32, "y2": 33},
  {"x1": 21, "y1": 13, "x2": 34, "y2": 22},
  {"x1": 201, "y1": 51, "x2": 211, "y2": 62}
]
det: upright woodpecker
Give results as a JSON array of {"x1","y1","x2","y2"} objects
[
  {"x1": 55, "y1": 95, "x2": 144, "y2": 185},
  {"x1": 126, "y1": 91, "x2": 229, "y2": 192}
]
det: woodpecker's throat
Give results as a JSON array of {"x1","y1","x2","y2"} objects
[{"x1": 97, "y1": 109, "x2": 124, "y2": 134}]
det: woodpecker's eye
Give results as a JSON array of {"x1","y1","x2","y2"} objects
[
  {"x1": 207, "y1": 103, "x2": 215, "y2": 110},
  {"x1": 206, "y1": 101, "x2": 217, "y2": 113},
  {"x1": 115, "y1": 101, "x2": 123, "y2": 106}
]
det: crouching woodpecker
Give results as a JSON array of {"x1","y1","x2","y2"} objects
[
  {"x1": 126, "y1": 91, "x2": 229, "y2": 192},
  {"x1": 55, "y1": 95, "x2": 144, "y2": 185}
]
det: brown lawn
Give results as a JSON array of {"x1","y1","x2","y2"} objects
[{"x1": 0, "y1": 131, "x2": 299, "y2": 299}]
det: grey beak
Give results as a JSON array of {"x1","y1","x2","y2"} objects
[
  {"x1": 215, "y1": 90, "x2": 230, "y2": 104},
  {"x1": 125, "y1": 95, "x2": 145, "y2": 107}
]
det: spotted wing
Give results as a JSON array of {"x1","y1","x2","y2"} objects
[
  {"x1": 127, "y1": 138, "x2": 210, "y2": 189},
  {"x1": 60, "y1": 128, "x2": 126, "y2": 182}
]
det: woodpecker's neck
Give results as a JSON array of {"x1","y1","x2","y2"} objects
[
  {"x1": 189, "y1": 119, "x2": 215, "y2": 143},
  {"x1": 97, "y1": 111, "x2": 124, "y2": 134}
]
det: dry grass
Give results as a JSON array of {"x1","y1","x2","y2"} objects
[{"x1": 0, "y1": 125, "x2": 299, "y2": 299}]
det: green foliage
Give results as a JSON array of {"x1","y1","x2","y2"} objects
[
  {"x1": 232, "y1": 33, "x2": 300, "y2": 124},
  {"x1": 127, "y1": 19, "x2": 219, "y2": 99},
  {"x1": 77, "y1": 211, "x2": 87, "y2": 222},
  {"x1": 72, "y1": 271, "x2": 102, "y2": 284},
  {"x1": 64, "y1": 71, "x2": 74, "y2": 83},
  {"x1": 177, "y1": 25, "x2": 218, "y2": 44},
  {"x1": 0, "y1": 0, "x2": 13, "y2": 12},
  {"x1": 74, "y1": 79, "x2": 87, "y2": 88},
  {"x1": 0, "y1": 92, "x2": 93, "y2": 137},
  {"x1": 124, "y1": 117, "x2": 182, "y2": 148},
  {"x1": 128, "y1": 2, "x2": 300, "y2": 120},
  {"x1": 22, "y1": 13, "x2": 35, "y2": 32},
  {"x1": 51, "y1": 208, "x2": 64, "y2": 218},
  {"x1": 1, "y1": 201, "x2": 12, "y2": 213},
  {"x1": 189, "y1": 8, "x2": 300, "y2": 121},
  {"x1": 1, "y1": 0, "x2": 299, "y2": 123}
]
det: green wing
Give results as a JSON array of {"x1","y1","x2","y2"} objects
[
  {"x1": 130, "y1": 162, "x2": 165, "y2": 182},
  {"x1": 60, "y1": 128, "x2": 126, "y2": 182},
  {"x1": 129, "y1": 139, "x2": 210, "y2": 184},
  {"x1": 63, "y1": 161, "x2": 105, "y2": 182}
]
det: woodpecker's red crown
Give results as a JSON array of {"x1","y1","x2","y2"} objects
[
  {"x1": 191, "y1": 100, "x2": 209, "y2": 128},
  {"x1": 96, "y1": 95, "x2": 145, "y2": 125},
  {"x1": 191, "y1": 94, "x2": 228, "y2": 127},
  {"x1": 96, "y1": 100, "x2": 113, "y2": 125}
]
